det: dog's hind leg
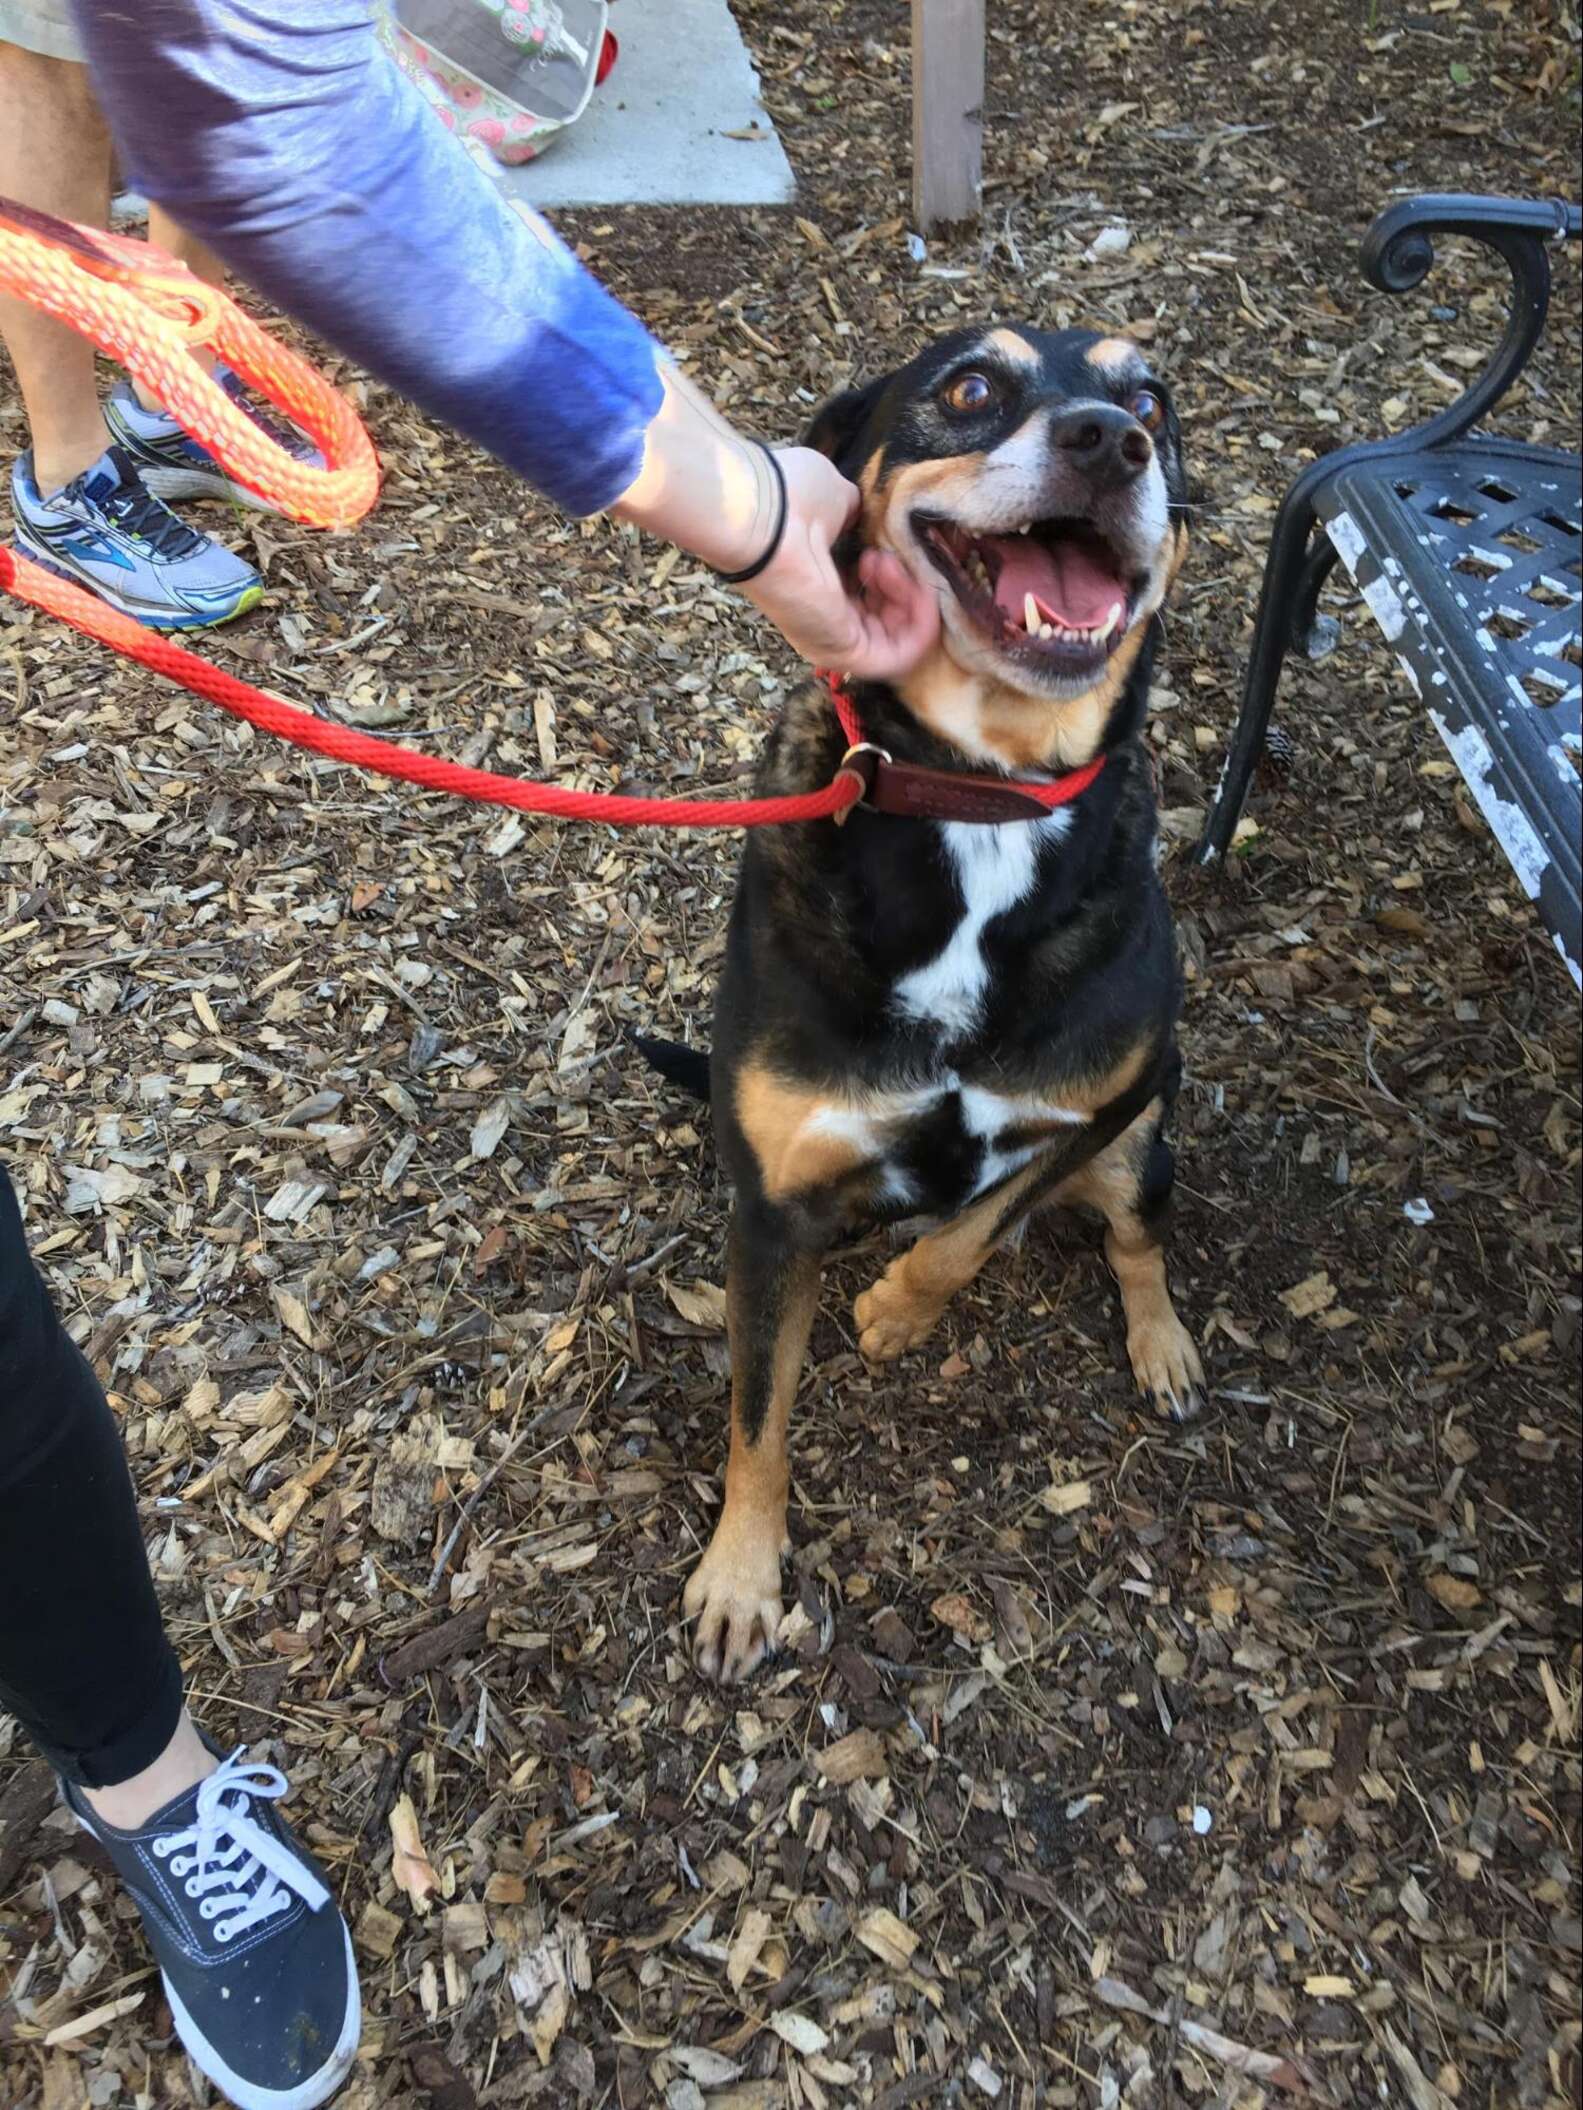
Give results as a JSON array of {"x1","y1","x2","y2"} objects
[
  {"x1": 853, "y1": 1158, "x2": 1047, "y2": 1363},
  {"x1": 1061, "y1": 1099, "x2": 1203, "y2": 1420},
  {"x1": 684, "y1": 1202, "x2": 821, "y2": 1683}
]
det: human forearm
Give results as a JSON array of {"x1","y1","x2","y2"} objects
[
  {"x1": 609, "y1": 362, "x2": 782, "y2": 572},
  {"x1": 69, "y1": 0, "x2": 663, "y2": 515}
]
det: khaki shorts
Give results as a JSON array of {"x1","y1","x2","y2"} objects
[{"x1": 0, "y1": 0, "x2": 85, "y2": 63}]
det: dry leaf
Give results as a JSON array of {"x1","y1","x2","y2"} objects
[
  {"x1": 1426, "y1": 1572, "x2": 1482, "y2": 1612},
  {"x1": 530, "y1": 1980, "x2": 569, "y2": 2065},
  {"x1": 272, "y1": 1286, "x2": 323, "y2": 1350},
  {"x1": 666, "y1": 1279, "x2": 729, "y2": 1329},
  {"x1": 856, "y1": 1906, "x2": 919, "y2": 1970},
  {"x1": 769, "y1": 2013, "x2": 830, "y2": 2056},
  {"x1": 726, "y1": 1906, "x2": 771, "y2": 1992},
  {"x1": 470, "y1": 1096, "x2": 511, "y2": 1160},
  {"x1": 388, "y1": 1794, "x2": 441, "y2": 1915},
  {"x1": 1538, "y1": 1656, "x2": 1578, "y2": 1740},
  {"x1": 42, "y1": 1992, "x2": 144, "y2": 2047},
  {"x1": 813, "y1": 1727, "x2": 887, "y2": 1783},
  {"x1": 1381, "y1": 2023, "x2": 1455, "y2": 2110},
  {"x1": 533, "y1": 689, "x2": 558, "y2": 770},
  {"x1": 929, "y1": 1591, "x2": 991, "y2": 1641},
  {"x1": 672, "y1": 2047, "x2": 745, "y2": 2085},
  {"x1": 358, "y1": 1900, "x2": 403, "y2": 1960}
]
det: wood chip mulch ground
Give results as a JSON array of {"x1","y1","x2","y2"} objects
[{"x1": 1, "y1": 1, "x2": 1579, "y2": 2105}]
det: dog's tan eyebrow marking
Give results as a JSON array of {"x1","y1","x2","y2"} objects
[
  {"x1": 1088, "y1": 336, "x2": 1142, "y2": 374},
  {"x1": 981, "y1": 326, "x2": 1040, "y2": 367}
]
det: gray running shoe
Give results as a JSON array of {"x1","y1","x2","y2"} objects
[
  {"x1": 11, "y1": 444, "x2": 263, "y2": 630},
  {"x1": 106, "y1": 367, "x2": 326, "y2": 512}
]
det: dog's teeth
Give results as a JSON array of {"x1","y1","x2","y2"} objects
[
  {"x1": 1094, "y1": 601, "x2": 1125, "y2": 643},
  {"x1": 1039, "y1": 622, "x2": 1053, "y2": 640},
  {"x1": 1023, "y1": 592, "x2": 1040, "y2": 634}
]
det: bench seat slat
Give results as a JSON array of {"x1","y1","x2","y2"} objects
[{"x1": 1315, "y1": 441, "x2": 1581, "y2": 989}]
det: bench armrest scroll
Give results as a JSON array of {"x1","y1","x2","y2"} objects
[{"x1": 1358, "y1": 193, "x2": 1576, "y2": 449}]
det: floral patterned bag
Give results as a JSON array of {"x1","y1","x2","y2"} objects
[{"x1": 380, "y1": 0, "x2": 617, "y2": 167}]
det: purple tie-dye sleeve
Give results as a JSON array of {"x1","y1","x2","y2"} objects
[{"x1": 67, "y1": 0, "x2": 663, "y2": 515}]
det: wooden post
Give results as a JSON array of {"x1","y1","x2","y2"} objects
[{"x1": 911, "y1": 0, "x2": 984, "y2": 233}]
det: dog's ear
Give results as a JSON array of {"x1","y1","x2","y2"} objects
[{"x1": 802, "y1": 374, "x2": 889, "y2": 477}]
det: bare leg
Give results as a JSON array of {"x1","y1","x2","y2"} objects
[
  {"x1": 0, "y1": 44, "x2": 113, "y2": 490},
  {"x1": 138, "y1": 203, "x2": 225, "y2": 408},
  {"x1": 146, "y1": 203, "x2": 225, "y2": 292},
  {"x1": 83, "y1": 1708, "x2": 217, "y2": 1829}
]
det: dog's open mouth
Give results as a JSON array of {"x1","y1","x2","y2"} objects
[{"x1": 917, "y1": 513, "x2": 1138, "y2": 672}]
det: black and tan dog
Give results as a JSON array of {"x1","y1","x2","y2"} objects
[{"x1": 642, "y1": 323, "x2": 1203, "y2": 1681}]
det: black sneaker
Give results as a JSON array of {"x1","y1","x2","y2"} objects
[{"x1": 64, "y1": 1747, "x2": 361, "y2": 2110}]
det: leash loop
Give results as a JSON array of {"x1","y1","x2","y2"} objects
[{"x1": 0, "y1": 195, "x2": 379, "y2": 528}]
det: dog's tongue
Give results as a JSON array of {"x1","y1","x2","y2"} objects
[{"x1": 986, "y1": 532, "x2": 1124, "y2": 630}]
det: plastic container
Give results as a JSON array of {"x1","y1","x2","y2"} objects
[{"x1": 379, "y1": 0, "x2": 615, "y2": 166}]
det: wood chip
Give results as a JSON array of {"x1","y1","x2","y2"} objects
[{"x1": 812, "y1": 1728, "x2": 887, "y2": 1784}]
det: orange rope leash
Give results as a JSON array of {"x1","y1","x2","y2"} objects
[{"x1": 0, "y1": 197, "x2": 378, "y2": 526}]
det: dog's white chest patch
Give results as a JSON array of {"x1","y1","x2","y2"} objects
[
  {"x1": 958, "y1": 1079, "x2": 1085, "y2": 1195},
  {"x1": 892, "y1": 814, "x2": 1071, "y2": 1039}
]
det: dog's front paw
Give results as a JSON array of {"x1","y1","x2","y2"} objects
[
  {"x1": 683, "y1": 1516, "x2": 789, "y2": 1682},
  {"x1": 854, "y1": 1272, "x2": 943, "y2": 1361},
  {"x1": 1127, "y1": 1311, "x2": 1204, "y2": 1422}
]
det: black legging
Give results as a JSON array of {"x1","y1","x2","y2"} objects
[{"x1": 0, "y1": 1166, "x2": 183, "y2": 1786}]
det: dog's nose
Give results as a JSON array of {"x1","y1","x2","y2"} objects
[{"x1": 1049, "y1": 403, "x2": 1153, "y2": 485}]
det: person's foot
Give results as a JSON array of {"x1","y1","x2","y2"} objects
[
  {"x1": 64, "y1": 1746, "x2": 361, "y2": 2110},
  {"x1": 106, "y1": 367, "x2": 326, "y2": 511},
  {"x1": 10, "y1": 444, "x2": 263, "y2": 630}
]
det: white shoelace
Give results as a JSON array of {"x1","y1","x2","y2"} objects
[{"x1": 150, "y1": 1750, "x2": 329, "y2": 1945}]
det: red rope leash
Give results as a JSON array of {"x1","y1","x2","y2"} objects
[
  {"x1": 0, "y1": 195, "x2": 866, "y2": 828},
  {"x1": 0, "y1": 545, "x2": 863, "y2": 829}
]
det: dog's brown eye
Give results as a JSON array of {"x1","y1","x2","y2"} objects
[
  {"x1": 943, "y1": 370, "x2": 995, "y2": 414},
  {"x1": 1129, "y1": 388, "x2": 1166, "y2": 433}
]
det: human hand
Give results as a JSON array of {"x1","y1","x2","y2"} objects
[
  {"x1": 738, "y1": 447, "x2": 939, "y2": 681},
  {"x1": 609, "y1": 366, "x2": 938, "y2": 682}
]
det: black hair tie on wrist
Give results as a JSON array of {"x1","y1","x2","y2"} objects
[{"x1": 714, "y1": 443, "x2": 788, "y2": 585}]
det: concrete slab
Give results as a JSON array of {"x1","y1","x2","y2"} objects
[
  {"x1": 497, "y1": 0, "x2": 795, "y2": 209},
  {"x1": 115, "y1": 1, "x2": 793, "y2": 222}
]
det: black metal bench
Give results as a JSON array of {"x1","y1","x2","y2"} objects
[{"x1": 1197, "y1": 195, "x2": 1582, "y2": 990}]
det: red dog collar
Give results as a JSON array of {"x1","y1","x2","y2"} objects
[{"x1": 817, "y1": 670, "x2": 1105, "y2": 825}]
